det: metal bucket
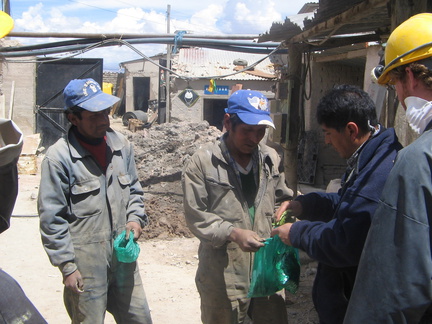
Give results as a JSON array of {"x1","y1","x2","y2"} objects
[{"x1": 122, "y1": 110, "x2": 148, "y2": 126}]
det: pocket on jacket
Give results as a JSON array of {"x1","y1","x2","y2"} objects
[
  {"x1": 70, "y1": 179, "x2": 102, "y2": 218},
  {"x1": 117, "y1": 173, "x2": 131, "y2": 205},
  {"x1": 206, "y1": 178, "x2": 240, "y2": 222},
  {"x1": 225, "y1": 242, "x2": 250, "y2": 294}
]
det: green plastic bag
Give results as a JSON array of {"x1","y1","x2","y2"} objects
[
  {"x1": 113, "y1": 230, "x2": 140, "y2": 263},
  {"x1": 248, "y1": 234, "x2": 300, "y2": 298}
]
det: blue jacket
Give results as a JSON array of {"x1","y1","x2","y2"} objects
[{"x1": 289, "y1": 127, "x2": 402, "y2": 324}]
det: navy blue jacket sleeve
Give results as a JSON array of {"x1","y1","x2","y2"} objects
[
  {"x1": 296, "y1": 192, "x2": 340, "y2": 222},
  {"x1": 290, "y1": 191, "x2": 376, "y2": 267},
  {"x1": 289, "y1": 128, "x2": 401, "y2": 268}
]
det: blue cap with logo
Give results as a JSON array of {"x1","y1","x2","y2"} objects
[
  {"x1": 63, "y1": 78, "x2": 120, "y2": 112},
  {"x1": 225, "y1": 90, "x2": 274, "y2": 128}
]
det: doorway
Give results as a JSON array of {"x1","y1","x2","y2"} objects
[
  {"x1": 133, "y1": 77, "x2": 150, "y2": 112},
  {"x1": 203, "y1": 98, "x2": 227, "y2": 131}
]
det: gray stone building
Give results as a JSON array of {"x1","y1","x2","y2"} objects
[{"x1": 120, "y1": 47, "x2": 281, "y2": 131}]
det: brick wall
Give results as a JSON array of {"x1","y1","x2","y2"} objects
[{"x1": 103, "y1": 72, "x2": 123, "y2": 96}]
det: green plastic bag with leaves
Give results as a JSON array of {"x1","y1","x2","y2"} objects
[
  {"x1": 113, "y1": 230, "x2": 140, "y2": 263},
  {"x1": 248, "y1": 212, "x2": 301, "y2": 298},
  {"x1": 248, "y1": 235, "x2": 300, "y2": 297}
]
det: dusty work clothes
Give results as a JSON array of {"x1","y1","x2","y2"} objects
[
  {"x1": 182, "y1": 135, "x2": 293, "y2": 324},
  {"x1": 289, "y1": 127, "x2": 402, "y2": 324},
  {"x1": 0, "y1": 119, "x2": 46, "y2": 324},
  {"x1": 0, "y1": 270, "x2": 47, "y2": 324},
  {"x1": 0, "y1": 119, "x2": 23, "y2": 234},
  {"x1": 38, "y1": 127, "x2": 152, "y2": 324},
  {"x1": 344, "y1": 120, "x2": 432, "y2": 323}
]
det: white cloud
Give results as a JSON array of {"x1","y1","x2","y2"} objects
[
  {"x1": 15, "y1": 3, "x2": 81, "y2": 32},
  {"x1": 15, "y1": 3, "x2": 48, "y2": 32},
  {"x1": 186, "y1": 4, "x2": 224, "y2": 35},
  {"x1": 219, "y1": 0, "x2": 283, "y2": 34}
]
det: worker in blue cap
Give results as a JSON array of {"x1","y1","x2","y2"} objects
[
  {"x1": 38, "y1": 78, "x2": 153, "y2": 324},
  {"x1": 182, "y1": 89, "x2": 294, "y2": 324}
]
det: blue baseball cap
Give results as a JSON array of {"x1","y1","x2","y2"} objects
[
  {"x1": 63, "y1": 78, "x2": 120, "y2": 112},
  {"x1": 225, "y1": 90, "x2": 275, "y2": 128}
]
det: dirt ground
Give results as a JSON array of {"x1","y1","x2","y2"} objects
[{"x1": 0, "y1": 118, "x2": 319, "y2": 324}]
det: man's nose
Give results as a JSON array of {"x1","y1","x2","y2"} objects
[
  {"x1": 97, "y1": 112, "x2": 110, "y2": 121},
  {"x1": 251, "y1": 133, "x2": 263, "y2": 144}
]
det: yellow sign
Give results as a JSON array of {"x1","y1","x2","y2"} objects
[
  {"x1": 0, "y1": 11, "x2": 13, "y2": 39},
  {"x1": 208, "y1": 79, "x2": 216, "y2": 93}
]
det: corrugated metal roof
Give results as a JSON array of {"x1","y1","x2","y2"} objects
[{"x1": 171, "y1": 47, "x2": 278, "y2": 81}]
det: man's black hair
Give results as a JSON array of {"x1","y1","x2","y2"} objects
[
  {"x1": 64, "y1": 106, "x2": 85, "y2": 120},
  {"x1": 316, "y1": 84, "x2": 378, "y2": 133},
  {"x1": 228, "y1": 113, "x2": 244, "y2": 130}
]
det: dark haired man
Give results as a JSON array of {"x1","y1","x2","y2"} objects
[
  {"x1": 182, "y1": 89, "x2": 293, "y2": 324},
  {"x1": 38, "y1": 78, "x2": 152, "y2": 324},
  {"x1": 272, "y1": 84, "x2": 402, "y2": 324}
]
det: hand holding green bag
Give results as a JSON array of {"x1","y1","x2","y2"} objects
[
  {"x1": 248, "y1": 210, "x2": 300, "y2": 298},
  {"x1": 114, "y1": 230, "x2": 140, "y2": 263}
]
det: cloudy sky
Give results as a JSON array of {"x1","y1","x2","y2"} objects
[{"x1": 6, "y1": 0, "x2": 316, "y2": 70}]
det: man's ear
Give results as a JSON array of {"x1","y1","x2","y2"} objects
[
  {"x1": 346, "y1": 122, "x2": 359, "y2": 140},
  {"x1": 405, "y1": 67, "x2": 418, "y2": 92},
  {"x1": 223, "y1": 113, "x2": 231, "y2": 132},
  {"x1": 67, "y1": 113, "x2": 78, "y2": 126}
]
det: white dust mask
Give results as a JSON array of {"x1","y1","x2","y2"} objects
[{"x1": 405, "y1": 96, "x2": 432, "y2": 134}]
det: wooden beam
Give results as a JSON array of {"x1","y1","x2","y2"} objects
[
  {"x1": 313, "y1": 48, "x2": 368, "y2": 63},
  {"x1": 290, "y1": 0, "x2": 389, "y2": 44},
  {"x1": 307, "y1": 33, "x2": 383, "y2": 50}
]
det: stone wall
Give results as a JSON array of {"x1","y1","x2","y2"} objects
[
  {"x1": 305, "y1": 61, "x2": 364, "y2": 187},
  {"x1": 103, "y1": 72, "x2": 122, "y2": 96}
]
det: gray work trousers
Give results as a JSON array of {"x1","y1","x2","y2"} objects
[
  {"x1": 200, "y1": 291, "x2": 288, "y2": 324},
  {"x1": 63, "y1": 243, "x2": 152, "y2": 324}
]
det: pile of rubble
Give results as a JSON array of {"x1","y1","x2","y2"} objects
[{"x1": 117, "y1": 121, "x2": 223, "y2": 239}]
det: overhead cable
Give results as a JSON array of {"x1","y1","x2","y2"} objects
[{"x1": 3, "y1": 38, "x2": 284, "y2": 82}]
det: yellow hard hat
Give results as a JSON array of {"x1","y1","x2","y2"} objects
[
  {"x1": 0, "y1": 11, "x2": 13, "y2": 39},
  {"x1": 377, "y1": 13, "x2": 432, "y2": 85}
]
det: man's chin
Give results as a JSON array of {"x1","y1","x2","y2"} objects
[
  {"x1": 96, "y1": 127, "x2": 109, "y2": 135},
  {"x1": 241, "y1": 147, "x2": 256, "y2": 155}
]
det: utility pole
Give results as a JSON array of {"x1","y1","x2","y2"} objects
[
  {"x1": 2, "y1": 0, "x2": 10, "y2": 14},
  {"x1": 165, "y1": 4, "x2": 171, "y2": 123},
  {"x1": 283, "y1": 42, "x2": 303, "y2": 197}
]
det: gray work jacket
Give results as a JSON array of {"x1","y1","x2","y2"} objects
[
  {"x1": 38, "y1": 127, "x2": 147, "y2": 272},
  {"x1": 182, "y1": 139, "x2": 293, "y2": 301},
  {"x1": 344, "y1": 125, "x2": 432, "y2": 323},
  {"x1": 0, "y1": 119, "x2": 23, "y2": 233}
]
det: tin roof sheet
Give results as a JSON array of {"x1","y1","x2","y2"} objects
[{"x1": 171, "y1": 47, "x2": 278, "y2": 81}]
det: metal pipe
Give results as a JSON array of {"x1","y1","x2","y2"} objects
[
  {"x1": 8, "y1": 31, "x2": 260, "y2": 40},
  {"x1": 0, "y1": 37, "x2": 281, "y2": 52},
  {"x1": 0, "y1": 38, "x2": 284, "y2": 57}
]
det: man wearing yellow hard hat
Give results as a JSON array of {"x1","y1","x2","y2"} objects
[{"x1": 344, "y1": 13, "x2": 432, "y2": 323}]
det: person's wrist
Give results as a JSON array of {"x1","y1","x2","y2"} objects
[
  {"x1": 59, "y1": 261, "x2": 77, "y2": 277},
  {"x1": 227, "y1": 227, "x2": 238, "y2": 242}
]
